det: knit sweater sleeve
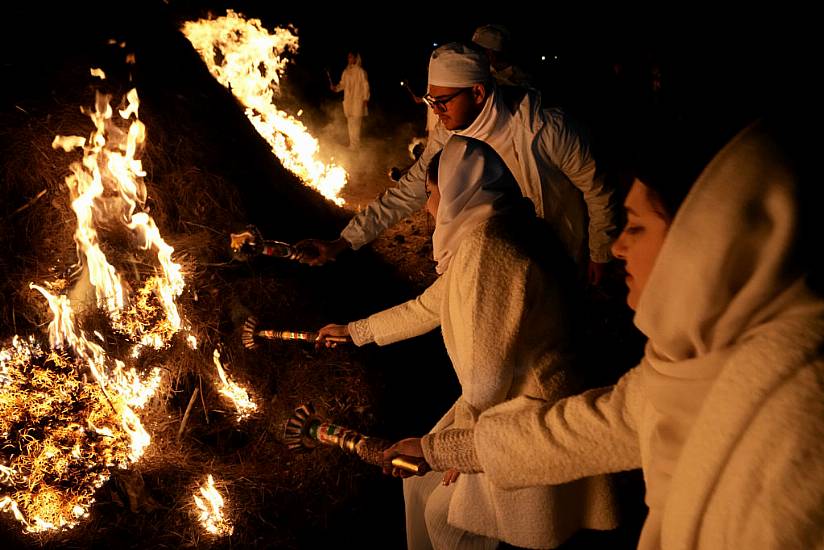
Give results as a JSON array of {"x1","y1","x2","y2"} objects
[
  {"x1": 471, "y1": 366, "x2": 644, "y2": 489},
  {"x1": 353, "y1": 275, "x2": 445, "y2": 346}
]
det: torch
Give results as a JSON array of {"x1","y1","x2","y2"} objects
[
  {"x1": 284, "y1": 403, "x2": 430, "y2": 475},
  {"x1": 229, "y1": 225, "x2": 296, "y2": 262},
  {"x1": 242, "y1": 316, "x2": 349, "y2": 349}
]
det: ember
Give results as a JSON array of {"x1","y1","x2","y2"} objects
[
  {"x1": 0, "y1": 336, "x2": 141, "y2": 532},
  {"x1": 0, "y1": 84, "x2": 181, "y2": 532}
]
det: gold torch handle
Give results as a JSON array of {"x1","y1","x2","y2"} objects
[{"x1": 391, "y1": 455, "x2": 431, "y2": 475}]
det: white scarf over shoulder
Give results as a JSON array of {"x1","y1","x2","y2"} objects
[
  {"x1": 432, "y1": 135, "x2": 522, "y2": 273},
  {"x1": 634, "y1": 120, "x2": 824, "y2": 547}
]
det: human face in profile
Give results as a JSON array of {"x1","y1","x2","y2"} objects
[
  {"x1": 611, "y1": 180, "x2": 672, "y2": 310},
  {"x1": 425, "y1": 84, "x2": 486, "y2": 131}
]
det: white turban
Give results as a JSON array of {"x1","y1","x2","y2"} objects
[
  {"x1": 472, "y1": 24, "x2": 510, "y2": 52},
  {"x1": 428, "y1": 43, "x2": 490, "y2": 88}
]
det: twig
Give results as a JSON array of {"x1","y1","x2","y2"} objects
[
  {"x1": 177, "y1": 387, "x2": 200, "y2": 441},
  {"x1": 199, "y1": 374, "x2": 209, "y2": 424},
  {"x1": 9, "y1": 189, "x2": 47, "y2": 217}
]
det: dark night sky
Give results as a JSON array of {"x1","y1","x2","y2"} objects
[{"x1": 2, "y1": 1, "x2": 818, "y2": 143}]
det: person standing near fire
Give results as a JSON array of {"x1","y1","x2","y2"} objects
[
  {"x1": 316, "y1": 135, "x2": 619, "y2": 549},
  {"x1": 330, "y1": 50, "x2": 370, "y2": 150},
  {"x1": 298, "y1": 43, "x2": 617, "y2": 287}
]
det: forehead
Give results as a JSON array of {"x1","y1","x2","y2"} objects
[
  {"x1": 428, "y1": 84, "x2": 463, "y2": 96},
  {"x1": 625, "y1": 180, "x2": 656, "y2": 214}
]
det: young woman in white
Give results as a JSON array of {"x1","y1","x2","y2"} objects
[
  {"x1": 387, "y1": 119, "x2": 824, "y2": 549},
  {"x1": 318, "y1": 135, "x2": 618, "y2": 549}
]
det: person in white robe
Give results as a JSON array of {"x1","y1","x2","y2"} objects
[
  {"x1": 331, "y1": 51, "x2": 370, "y2": 150},
  {"x1": 317, "y1": 135, "x2": 618, "y2": 549},
  {"x1": 387, "y1": 119, "x2": 824, "y2": 549},
  {"x1": 298, "y1": 43, "x2": 617, "y2": 287}
]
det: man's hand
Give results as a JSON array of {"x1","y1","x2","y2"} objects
[
  {"x1": 587, "y1": 259, "x2": 608, "y2": 286},
  {"x1": 315, "y1": 324, "x2": 351, "y2": 348},
  {"x1": 382, "y1": 437, "x2": 425, "y2": 478},
  {"x1": 292, "y1": 237, "x2": 350, "y2": 266}
]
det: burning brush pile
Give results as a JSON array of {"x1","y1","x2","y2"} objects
[{"x1": 0, "y1": 7, "x2": 450, "y2": 548}]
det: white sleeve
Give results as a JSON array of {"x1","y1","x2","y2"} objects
[
  {"x1": 542, "y1": 110, "x2": 617, "y2": 263},
  {"x1": 474, "y1": 366, "x2": 644, "y2": 489},
  {"x1": 339, "y1": 124, "x2": 449, "y2": 249},
  {"x1": 361, "y1": 275, "x2": 445, "y2": 346}
]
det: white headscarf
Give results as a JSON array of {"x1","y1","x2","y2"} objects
[
  {"x1": 432, "y1": 136, "x2": 523, "y2": 274},
  {"x1": 428, "y1": 43, "x2": 490, "y2": 88},
  {"x1": 472, "y1": 24, "x2": 510, "y2": 52},
  {"x1": 634, "y1": 120, "x2": 818, "y2": 542}
]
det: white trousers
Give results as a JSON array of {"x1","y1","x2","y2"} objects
[
  {"x1": 346, "y1": 115, "x2": 363, "y2": 149},
  {"x1": 403, "y1": 472, "x2": 498, "y2": 550}
]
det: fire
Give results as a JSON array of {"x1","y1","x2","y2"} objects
[
  {"x1": 0, "y1": 85, "x2": 183, "y2": 532},
  {"x1": 212, "y1": 350, "x2": 257, "y2": 422},
  {"x1": 194, "y1": 474, "x2": 233, "y2": 536},
  {"x1": 0, "y1": 336, "x2": 142, "y2": 532},
  {"x1": 182, "y1": 10, "x2": 348, "y2": 206},
  {"x1": 52, "y1": 88, "x2": 185, "y2": 354}
]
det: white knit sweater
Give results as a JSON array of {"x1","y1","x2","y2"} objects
[{"x1": 351, "y1": 217, "x2": 618, "y2": 548}]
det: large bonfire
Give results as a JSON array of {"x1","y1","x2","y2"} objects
[
  {"x1": 0, "y1": 71, "x2": 246, "y2": 535},
  {"x1": 182, "y1": 10, "x2": 348, "y2": 206}
]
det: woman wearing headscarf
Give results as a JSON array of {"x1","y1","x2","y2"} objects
[
  {"x1": 317, "y1": 135, "x2": 618, "y2": 549},
  {"x1": 331, "y1": 50, "x2": 370, "y2": 150},
  {"x1": 386, "y1": 119, "x2": 824, "y2": 549}
]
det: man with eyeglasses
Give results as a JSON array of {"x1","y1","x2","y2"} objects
[{"x1": 295, "y1": 42, "x2": 617, "y2": 286}]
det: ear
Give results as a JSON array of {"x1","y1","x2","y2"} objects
[{"x1": 471, "y1": 83, "x2": 487, "y2": 106}]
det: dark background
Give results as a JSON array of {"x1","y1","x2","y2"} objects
[
  {"x1": 4, "y1": 1, "x2": 817, "y2": 139},
  {"x1": 0, "y1": 2, "x2": 817, "y2": 548}
]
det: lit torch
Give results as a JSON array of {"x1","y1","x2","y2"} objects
[
  {"x1": 283, "y1": 404, "x2": 429, "y2": 475},
  {"x1": 241, "y1": 316, "x2": 348, "y2": 349},
  {"x1": 229, "y1": 224, "x2": 296, "y2": 262}
]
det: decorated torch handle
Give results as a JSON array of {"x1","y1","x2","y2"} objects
[
  {"x1": 284, "y1": 404, "x2": 431, "y2": 476},
  {"x1": 256, "y1": 330, "x2": 348, "y2": 343}
]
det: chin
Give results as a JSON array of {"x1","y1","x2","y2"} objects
[{"x1": 626, "y1": 289, "x2": 639, "y2": 311}]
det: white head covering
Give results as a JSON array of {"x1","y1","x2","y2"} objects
[
  {"x1": 472, "y1": 24, "x2": 510, "y2": 52},
  {"x1": 633, "y1": 119, "x2": 819, "y2": 544},
  {"x1": 428, "y1": 42, "x2": 490, "y2": 88},
  {"x1": 432, "y1": 136, "x2": 523, "y2": 273}
]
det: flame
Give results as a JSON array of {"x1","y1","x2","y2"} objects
[
  {"x1": 0, "y1": 85, "x2": 182, "y2": 532},
  {"x1": 194, "y1": 474, "x2": 233, "y2": 536},
  {"x1": 52, "y1": 88, "x2": 184, "y2": 351},
  {"x1": 0, "y1": 336, "x2": 146, "y2": 532},
  {"x1": 182, "y1": 10, "x2": 348, "y2": 206},
  {"x1": 212, "y1": 350, "x2": 257, "y2": 421}
]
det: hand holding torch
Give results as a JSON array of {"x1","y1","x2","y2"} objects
[{"x1": 284, "y1": 403, "x2": 430, "y2": 476}]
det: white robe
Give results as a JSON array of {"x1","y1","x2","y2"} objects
[
  {"x1": 351, "y1": 216, "x2": 618, "y2": 549},
  {"x1": 454, "y1": 120, "x2": 824, "y2": 549},
  {"x1": 340, "y1": 87, "x2": 617, "y2": 264},
  {"x1": 334, "y1": 62, "x2": 369, "y2": 118}
]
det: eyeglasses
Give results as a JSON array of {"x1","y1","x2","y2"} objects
[{"x1": 422, "y1": 88, "x2": 469, "y2": 112}]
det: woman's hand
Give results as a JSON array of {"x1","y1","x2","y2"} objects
[
  {"x1": 441, "y1": 469, "x2": 460, "y2": 486},
  {"x1": 315, "y1": 324, "x2": 351, "y2": 348},
  {"x1": 382, "y1": 437, "x2": 425, "y2": 478}
]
